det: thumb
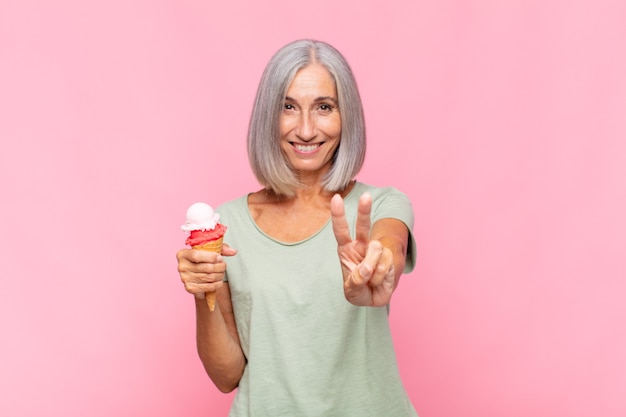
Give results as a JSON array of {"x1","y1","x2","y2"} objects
[
  {"x1": 221, "y1": 244, "x2": 238, "y2": 256},
  {"x1": 358, "y1": 263, "x2": 371, "y2": 280}
]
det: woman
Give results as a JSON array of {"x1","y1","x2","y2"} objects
[{"x1": 177, "y1": 39, "x2": 418, "y2": 416}]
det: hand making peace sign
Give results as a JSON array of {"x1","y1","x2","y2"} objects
[{"x1": 331, "y1": 192, "x2": 408, "y2": 307}]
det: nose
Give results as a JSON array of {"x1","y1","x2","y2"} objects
[{"x1": 295, "y1": 112, "x2": 316, "y2": 142}]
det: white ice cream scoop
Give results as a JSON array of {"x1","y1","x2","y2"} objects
[{"x1": 181, "y1": 202, "x2": 220, "y2": 231}]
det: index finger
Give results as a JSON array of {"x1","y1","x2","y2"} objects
[
  {"x1": 330, "y1": 193, "x2": 352, "y2": 245},
  {"x1": 182, "y1": 248, "x2": 221, "y2": 263}
]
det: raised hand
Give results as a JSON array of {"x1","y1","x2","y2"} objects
[{"x1": 330, "y1": 193, "x2": 396, "y2": 307}]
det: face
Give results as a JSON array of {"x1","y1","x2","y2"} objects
[{"x1": 279, "y1": 64, "x2": 341, "y2": 178}]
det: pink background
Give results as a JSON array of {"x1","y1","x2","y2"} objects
[{"x1": 1, "y1": 1, "x2": 625, "y2": 416}]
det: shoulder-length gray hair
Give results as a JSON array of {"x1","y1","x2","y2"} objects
[{"x1": 247, "y1": 39, "x2": 366, "y2": 197}]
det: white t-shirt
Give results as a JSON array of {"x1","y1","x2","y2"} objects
[{"x1": 218, "y1": 182, "x2": 418, "y2": 417}]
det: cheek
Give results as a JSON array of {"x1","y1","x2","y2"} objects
[
  {"x1": 321, "y1": 116, "x2": 342, "y2": 138},
  {"x1": 279, "y1": 117, "x2": 291, "y2": 138}
]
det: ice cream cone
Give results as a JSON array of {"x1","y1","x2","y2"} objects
[
  {"x1": 192, "y1": 236, "x2": 224, "y2": 311},
  {"x1": 183, "y1": 202, "x2": 227, "y2": 312}
]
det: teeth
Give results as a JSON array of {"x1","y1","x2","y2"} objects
[{"x1": 295, "y1": 143, "x2": 320, "y2": 152}]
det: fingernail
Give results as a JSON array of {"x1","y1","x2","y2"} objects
[{"x1": 359, "y1": 265, "x2": 369, "y2": 278}]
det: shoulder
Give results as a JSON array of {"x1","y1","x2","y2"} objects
[
  {"x1": 353, "y1": 182, "x2": 413, "y2": 221},
  {"x1": 215, "y1": 193, "x2": 250, "y2": 224},
  {"x1": 216, "y1": 194, "x2": 247, "y2": 211},
  {"x1": 355, "y1": 182, "x2": 418, "y2": 273},
  {"x1": 245, "y1": 188, "x2": 277, "y2": 215},
  {"x1": 353, "y1": 181, "x2": 409, "y2": 199}
]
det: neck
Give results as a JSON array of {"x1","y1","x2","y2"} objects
[
  {"x1": 292, "y1": 178, "x2": 355, "y2": 202},
  {"x1": 293, "y1": 185, "x2": 332, "y2": 202},
  {"x1": 261, "y1": 180, "x2": 355, "y2": 205}
]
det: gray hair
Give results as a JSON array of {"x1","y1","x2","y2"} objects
[{"x1": 247, "y1": 39, "x2": 366, "y2": 197}]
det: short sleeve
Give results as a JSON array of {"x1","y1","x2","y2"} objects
[{"x1": 369, "y1": 187, "x2": 417, "y2": 274}]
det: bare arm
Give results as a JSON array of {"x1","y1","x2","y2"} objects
[
  {"x1": 369, "y1": 217, "x2": 409, "y2": 288},
  {"x1": 194, "y1": 282, "x2": 246, "y2": 392},
  {"x1": 177, "y1": 248, "x2": 246, "y2": 392}
]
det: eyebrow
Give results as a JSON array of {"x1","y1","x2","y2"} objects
[{"x1": 285, "y1": 96, "x2": 338, "y2": 104}]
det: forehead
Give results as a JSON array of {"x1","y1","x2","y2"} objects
[{"x1": 286, "y1": 64, "x2": 336, "y2": 96}]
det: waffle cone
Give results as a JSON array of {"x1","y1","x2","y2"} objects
[
  {"x1": 192, "y1": 236, "x2": 224, "y2": 253},
  {"x1": 192, "y1": 236, "x2": 224, "y2": 311}
]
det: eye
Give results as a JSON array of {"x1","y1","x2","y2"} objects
[
  {"x1": 283, "y1": 103, "x2": 298, "y2": 113},
  {"x1": 316, "y1": 103, "x2": 335, "y2": 114}
]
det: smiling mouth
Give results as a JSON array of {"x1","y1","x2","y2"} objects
[{"x1": 292, "y1": 142, "x2": 322, "y2": 153}]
